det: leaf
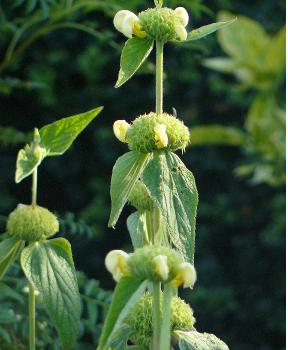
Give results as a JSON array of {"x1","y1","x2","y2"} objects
[
  {"x1": 0, "y1": 238, "x2": 24, "y2": 280},
  {"x1": 202, "y1": 58, "x2": 236, "y2": 74},
  {"x1": 115, "y1": 37, "x2": 154, "y2": 88},
  {"x1": 108, "y1": 151, "x2": 150, "y2": 228},
  {"x1": 15, "y1": 145, "x2": 46, "y2": 183},
  {"x1": 97, "y1": 277, "x2": 147, "y2": 350},
  {"x1": 39, "y1": 107, "x2": 103, "y2": 156},
  {"x1": 175, "y1": 330, "x2": 229, "y2": 350},
  {"x1": 106, "y1": 324, "x2": 133, "y2": 350},
  {"x1": 127, "y1": 211, "x2": 149, "y2": 248},
  {"x1": 267, "y1": 27, "x2": 285, "y2": 75},
  {"x1": 189, "y1": 125, "x2": 246, "y2": 147},
  {"x1": 143, "y1": 152, "x2": 198, "y2": 263},
  {"x1": 20, "y1": 238, "x2": 81, "y2": 350},
  {"x1": 186, "y1": 18, "x2": 236, "y2": 41}
]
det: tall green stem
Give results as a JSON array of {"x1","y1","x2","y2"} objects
[
  {"x1": 156, "y1": 40, "x2": 164, "y2": 114},
  {"x1": 29, "y1": 166, "x2": 38, "y2": 350},
  {"x1": 159, "y1": 285, "x2": 173, "y2": 350},
  {"x1": 152, "y1": 282, "x2": 161, "y2": 350}
]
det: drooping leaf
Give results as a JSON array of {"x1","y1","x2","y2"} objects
[
  {"x1": 115, "y1": 37, "x2": 154, "y2": 88},
  {"x1": 15, "y1": 144, "x2": 46, "y2": 183},
  {"x1": 0, "y1": 238, "x2": 24, "y2": 280},
  {"x1": 20, "y1": 238, "x2": 81, "y2": 350},
  {"x1": 143, "y1": 152, "x2": 198, "y2": 263},
  {"x1": 189, "y1": 125, "x2": 247, "y2": 147},
  {"x1": 106, "y1": 324, "x2": 133, "y2": 350},
  {"x1": 97, "y1": 276, "x2": 147, "y2": 350},
  {"x1": 39, "y1": 107, "x2": 103, "y2": 156},
  {"x1": 108, "y1": 151, "x2": 150, "y2": 228},
  {"x1": 175, "y1": 330, "x2": 229, "y2": 350},
  {"x1": 127, "y1": 211, "x2": 149, "y2": 248},
  {"x1": 186, "y1": 18, "x2": 236, "y2": 41}
]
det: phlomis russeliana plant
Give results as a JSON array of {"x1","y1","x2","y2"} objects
[
  {"x1": 98, "y1": 1, "x2": 235, "y2": 350},
  {"x1": 0, "y1": 107, "x2": 102, "y2": 350}
]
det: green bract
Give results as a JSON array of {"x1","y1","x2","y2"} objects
[
  {"x1": 126, "y1": 292, "x2": 195, "y2": 349},
  {"x1": 7, "y1": 204, "x2": 59, "y2": 241},
  {"x1": 126, "y1": 112, "x2": 190, "y2": 153},
  {"x1": 128, "y1": 180, "x2": 154, "y2": 211},
  {"x1": 128, "y1": 245, "x2": 182, "y2": 282},
  {"x1": 139, "y1": 7, "x2": 184, "y2": 42}
]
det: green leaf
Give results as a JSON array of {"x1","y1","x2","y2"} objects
[
  {"x1": 189, "y1": 125, "x2": 246, "y2": 147},
  {"x1": 175, "y1": 330, "x2": 229, "y2": 350},
  {"x1": 115, "y1": 37, "x2": 154, "y2": 88},
  {"x1": 15, "y1": 144, "x2": 46, "y2": 183},
  {"x1": 202, "y1": 58, "x2": 236, "y2": 74},
  {"x1": 186, "y1": 18, "x2": 236, "y2": 41},
  {"x1": 108, "y1": 151, "x2": 150, "y2": 228},
  {"x1": 143, "y1": 152, "x2": 198, "y2": 263},
  {"x1": 20, "y1": 238, "x2": 81, "y2": 350},
  {"x1": 267, "y1": 27, "x2": 285, "y2": 76},
  {"x1": 39, "y1": 107, "x2": 103, "y2": 156},
  {"x1": 0, "y1": 238, "x2": 24, "y2": 280},
  {"x1": 97, "y1": 276, "x2": 147, "y2": 350},
  {"x1": 127, "y1": 211, "x2": 149, "y2": 248},
  {"x1": 106, "y1": 324, "x2": 133, "y2": 350}
]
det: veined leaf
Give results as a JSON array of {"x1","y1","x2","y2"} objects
[
  {"x1": 15, "y1": 144, "x2": 46, "y2": 183},
  {"x1": 115, "y1": 37, "x2": 154, "y2": 88},
  {"x1": 39, "y1": 107, "x2": 103, "y2": 156},
  {"x1": 106, "y1": 324, "x2": 133, "y2": 350},
  {"x1": 97, "y1": 277, "x2": 147, "y2": 350},
  {"x1": 175, "y1": 330, "x2": 229, "y2": 350},
  {"x1": 127, "y1": 211, "x2": 149, "y2": 248},
  {"x1": 108, "y1": 151, "x2": 150, "y2": 228},
  {"x1": 20, "y1": 238, "x2": 81, "y2": 350},
  {"x1": 186, "y1": 18, "x2": 236, "y2": 41},
  {"x1": 143, "y1": 152, "x2": 198, "y2": 263},
  {"x1": 0, "y1": 237, "x2": 24, "y2": 280},
  {"x1": 189, "y1": 125, "x2": 246, "y2": 147}
]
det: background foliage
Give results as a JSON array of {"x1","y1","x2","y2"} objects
[{"x1": 0, "y1": 0, "x2": 285, "y2": 349}]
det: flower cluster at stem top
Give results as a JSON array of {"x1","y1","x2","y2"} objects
[
  {"x1": 114, "y1": 6, "x2": 190, "y2": 42},
  {"x1": 105, "y1": 246, "x2": 197, "y2": 289}
]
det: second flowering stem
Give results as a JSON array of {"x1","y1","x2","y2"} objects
[{"x1": 156, "y1": 40, "x2": 164, "y2": 114}]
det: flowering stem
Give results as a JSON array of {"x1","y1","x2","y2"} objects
[
  {"x1": 159, "y1": 284, "x2": 173, "y2": 350},
  {"x1": 155, "y1": 40, "x2": 164, "y2": 114},
  {"x1": 29, "y1": 282, "x2": 36, "y2": 350},
  {"x1": 152, "y1": 282, "x2": 161, "y2": 350}
]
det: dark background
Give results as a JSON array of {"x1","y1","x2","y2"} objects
[{"x1": 0, "y1": 0, "x2": 285, "y2": 349}]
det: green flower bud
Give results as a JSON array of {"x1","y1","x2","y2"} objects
[
  {"x1": 128, "y1": 180, "x2": 154, "y2": 211},
  {"x1": 7, "y1": 204, "x2": 59, "y2": 241},
  {"x1": 126, "y1": 292, "x2": 195, "y2": 349},
  {"x1": 139, "y1": 7, "x2": 187, "y2": 42},
  {"x1": 128, "y1": 245, "x2": 183, "y2": 282},
  {"x1": 126, "y1": 112, "x2": 190, "y2": 153}
]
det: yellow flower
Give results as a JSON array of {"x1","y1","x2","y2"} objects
[
  {"x1": 175, "y1": 25, "x2": 188, "y2": 41},
  {"x1": 154, "y1": 255, "x2": 169, "y2": 280},
  {"x1": 113, "y1": 120, "x2": 130, "y2": 143},
  {"x1": 172, "y1": 262, "x2": 197, "y2": 289},
  {"x1": 154, "y1": 124, "x2": 168, "y2": 149},
  {"x1": 113, "y1": 10, "x2": 146, "y2": 39},
  {"x1": 174, "y1": 7, "x2": 189, "y2": 26},
  {"x1": 105, "y1": 250, "x2": 130, "y2": 282}
]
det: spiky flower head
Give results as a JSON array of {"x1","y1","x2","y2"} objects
[
  {"x1": 128, "y1": 245, "x2": 183, "y2": 283},
  {"x1": 126, "y1": 292, "x2": 195, "y2": 349},
  {"x1": 126, "y1": 112, "x2": 190, "y2": 153},
  {"x1": 139, "y1": 7, "x2": 189, "y2": 42},
  {"x1": 7, "y1": 204, "x2": 59, "y2": 241},
  {"x1": 128, "y1": 180, "x2": 154, "y2": 211},
  {"x1": 105, "y1": 250, "x2": 130, "y2": 282}
]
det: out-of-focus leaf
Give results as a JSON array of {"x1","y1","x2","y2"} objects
[
  {"x1": 187, "y1": 18, "x2": 236, "y2": 41},
  {"x1": 189, "y1": 125, "x2": 247, "y2": 147},
  {"x1": 266, "y1": 27, "x2": 286, "y2": 75},
  {"x1": 115, "y1": 37, "x2": 154, "y2": 88},
  {"x1": 202, "y1": 58, "x2": 236, "y2": 73}
]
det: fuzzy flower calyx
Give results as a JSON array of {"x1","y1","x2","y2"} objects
[
  {"x1": 114, "y1": 10, "x2": 146, "y2": 38},
  {"x1": 7, "y1": 204, "x2": 59, "y2": 242},
  {"x1": 105, "y1": 250, "x2": 130, "y2": 282},
  {"x1": 113, "y1": 120, "x2": 130, "y2": 143},
  {"x1": 172, "y1": 262, "x2": 197, "y2": 289},
  {"x1": 139, "y1": 7, "x2": 189, "y2": 42}
]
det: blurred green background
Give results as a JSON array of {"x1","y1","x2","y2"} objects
[{"x1": 0, "y1": 0, "x2": 285, "y2": 349}]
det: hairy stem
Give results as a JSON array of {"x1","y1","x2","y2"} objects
[
  {"x1": 155, "y1": 40, "x2": 164, "y2": 114},
  {"x1": 31, "y1": 167, "x2": 38, "y2": 207},
  {"x1": 29, "y1": 282, "x2": 36, "y2": 350},
  {"x1": 152, "y1": 282, "x2": 162, "y2": 350},
  {"x1": 159, "y1": 285, "x2": 173, "y2": 350}
]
